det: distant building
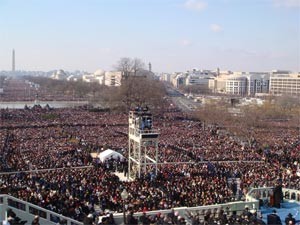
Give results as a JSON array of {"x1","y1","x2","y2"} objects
[
  {"x1": 82, "y1": 69, "x2": 105, "y2": 84},
  {"x1": 209, "y1": 71, "x2": 232, "y2": 93},
  {"x1": 245, "y1": 73, "x2": 269, "y2": 96},
  {"x1": 104, "y1": 71, "x2": 122, "y2": 86},
  {"x1": 81, "y1": 69, "x2": 123, "y2": 86},
  {"x1": 160, "y1": 73, "x2": 171, "y2": 83},
  {"x1": 51, "y1": 69, "x2": 68, "y2": 80},
  {"x1": 269, "y1": 73, "x2": 300, "y2": 96},
  {"x1": 185, "y1": 70, "x2": 216, "y2": 86},
  {"x1": 225, "y1": 75, "x2": 248, "y2": 96},
  {"x1": 170, "y1": 69, "x2": 217, "y2": 90},
  {"x1": 171, "y1": 73, "x2": 187, "y2": 88},
  {"x1": 271, "y1": 70, "x2": 291, "y2": 74},
  {"x1": 66, "y1": 75, "x2": 78, "y2": 82},
  {"x1": 209, "y1": 71, "x2": 270, "y2": 96}
]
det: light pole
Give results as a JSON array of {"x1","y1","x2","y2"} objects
[{"x1": 121, "y1": 189, "x2": 128, "y2": 224}]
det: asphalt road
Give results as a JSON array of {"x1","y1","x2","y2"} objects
[{"x1": 165, "y1": 85, "x2": 201, "y2": 112}]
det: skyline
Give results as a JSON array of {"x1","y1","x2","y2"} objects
[{"x1": 0, "y1": 0, "x2": 299, "y2": 73}]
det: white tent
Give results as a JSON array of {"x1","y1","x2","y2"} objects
[{"x1": 98, "y1": 149, "x2": 124, "y2": 163}]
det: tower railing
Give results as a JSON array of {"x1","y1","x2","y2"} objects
[{"x1": 135, "y1": 128, "x2": 159, "y2": 135}]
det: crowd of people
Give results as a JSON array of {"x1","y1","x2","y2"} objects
[{"x1": 0, "y1": 101, "x2": 299, "y2": 224}]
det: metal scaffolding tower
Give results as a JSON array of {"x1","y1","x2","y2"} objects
[{"x1": 128, "y1": 107, "x2": 159, "y2": 180}]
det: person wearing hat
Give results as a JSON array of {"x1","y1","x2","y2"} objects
[{"x1": 285, "y1": 213, "x2": 296, "y2": 225}]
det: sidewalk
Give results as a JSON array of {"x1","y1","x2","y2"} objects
[{"x1": 114, "y1": 171, "x2": 129, "y2": 181}]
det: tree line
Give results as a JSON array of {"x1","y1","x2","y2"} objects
[
  {"x1": 25, "y1": 57, "x2": 166, "y2": 113},
  {"x1": 193, "y1": 95, "x2": 300, "y2": 146}
]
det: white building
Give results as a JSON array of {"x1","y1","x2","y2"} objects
[
  {"x1": 225, "y1": 75, "x2": 248, "y2": 96},
  {"x1": 269, "y1": 73, "x2": 300, "y2": 96},
  {"x1": 209, "y1": 71, "x2": 232, "y2": 93},
  {"x1": 245, "y1": 73, "x2": 270, "y2": 96},
  {"x1": 185, "y1": 74, "x2": 215, "y2": 92},
  {"x1": 171, "y1": 73, "x2": 187, "y2": 88},
  {"x1": 185, "y1": 71, "x2": 215, "y2": 85},
  {"x1": 82, "y1": 69, "x2": 122, "y2": 87},
  {"x1": 160, "y1": 73, "x2": 171, "y2": 83},
  {"x1": 51, "y1": 69, "x2": 68, "y2": 80},
  {"x1": 209, "y1": 72, "x2": 270, "y2": 96},
  {"x1": 104, "y1": 71, "x2": 122, "y2": 86},
  {"x1": 66, "y1": 75, "x2": 78, "y2": 82},
  {"x1": 170, "y1": 69, "x2": 216, "y2": 89},
  {"x1": 82, "y1": 69, "x2": 105, "y2": 84},
  {"x1": 82, "y1": 73, "x2": 100, "y2": 83}
]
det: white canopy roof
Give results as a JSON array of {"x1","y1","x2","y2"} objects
[{"x1": 98, "y1": 149, "x2": 124, "y2": 163}]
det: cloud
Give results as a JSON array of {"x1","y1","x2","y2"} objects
[
  {"x1": 210, "y1": 24, "x2": 223, "y2": 32},
  {"x1": 271, "y1": 0, "x2": 300, "y2": 8},
  {"x1": 184, "y1": 0, "x2": 207, "y2": 11}
]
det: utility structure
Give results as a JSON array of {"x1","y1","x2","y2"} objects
[{"x1": 128, "y1": 106, "x2": 159, "y2": 180}]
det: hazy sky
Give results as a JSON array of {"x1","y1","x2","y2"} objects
[{"x1": 0, "y1": 0, "x2": 299, "y2": 73}]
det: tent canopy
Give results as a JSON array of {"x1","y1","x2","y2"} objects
[{"x1": 98, "y1": 149, "x2": 124, "y2": 163}]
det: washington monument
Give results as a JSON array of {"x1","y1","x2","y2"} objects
[{"x1": 12, "y1": 49, "x2": 15, "y2": 72}]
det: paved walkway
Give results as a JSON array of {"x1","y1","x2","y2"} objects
[{"x1": 114, "y1": 171, "x2": 129, "y2": 181}]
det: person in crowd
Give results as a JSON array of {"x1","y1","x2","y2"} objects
[
  {"x1": 285, "y1": 213, "x2": 296, "y2": 225},
  {"x1": 139, "y1": 211, "x2": 151, "y2": 225},
  {"x1": 267, "y1": 210, "x2": 282, "y2": 225},
  {"x1": 83, "y1": 213, "x2": 94, "y2": 225},
  {"x1": 31, "y1": 216, "x2": 40, "y2": 225},
  {"x1": 126, "y1": 211, "x2": 138, "y2": 225}
]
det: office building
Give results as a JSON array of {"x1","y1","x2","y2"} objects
[{"x1": 269, "y1": 73, "x2": 300, "y2": 96}]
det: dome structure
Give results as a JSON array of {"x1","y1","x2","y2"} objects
[
  {"x1": 57, "y1": 69, "x2": 66, "y2": 75},
  {"x1": 51, "y1": 69, "x2": 67, "y2": 80},
  {"x1": 94, "y1": 69, "x2": 105, "y2": 77}
]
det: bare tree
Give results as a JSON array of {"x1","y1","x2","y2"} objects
[
  {"x1": 275, "y1": 95, "x2": 300, "y2": 111},
  {"x1": 132, "y1": 58, "x2": 145, "y2": 76},
  {"x1": 116, "y1": 76, "x2": 165, "y2": 111},
  {"x1": 114, "y1": 57, "x2": 145, "y2": 78},
  {"x1": 115, "y1": 57, "x2": 132, "y2": 78}
]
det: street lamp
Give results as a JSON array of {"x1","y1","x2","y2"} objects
[{"x1": 121, "y1": 189, "x2": 129, "y2": 224}]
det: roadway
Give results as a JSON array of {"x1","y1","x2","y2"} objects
[{"x1": 165, "y1": 84, "x2": 201, "y2": 112}]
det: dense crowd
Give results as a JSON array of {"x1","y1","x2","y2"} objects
[{"x1": 0, "y1": 103, "x2": 299, "y2": 224}]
